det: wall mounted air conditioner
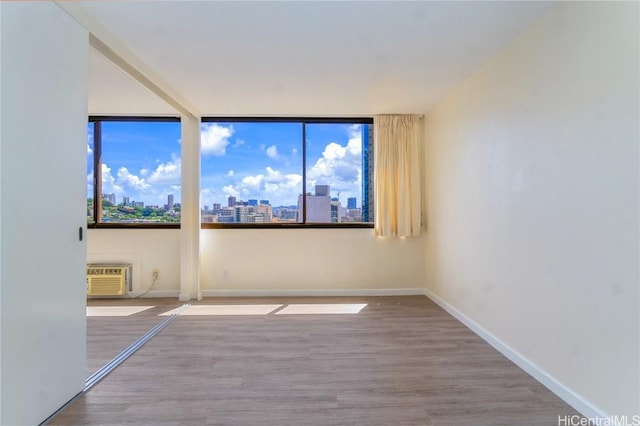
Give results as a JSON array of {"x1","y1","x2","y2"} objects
[{"x1": 86, "y1": 264, "x2": 132, "y2": 297}]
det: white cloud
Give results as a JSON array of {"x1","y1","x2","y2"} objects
[
  {"x1": 98, "y1": 161, "x2": 184, "y2": 207},
  {"x1": 101, "y1": 163, "x2": 122, "y2": 194},
  {"x1": 266, "y1": 145, "x2": 279, "y2": 160},
  {"x1": 265, "y1": 166, "x2": 282, "y2": 180},
  {"x1": 285, "y1": 173, "x2": 302, "y2": 187},
  {"x1": 292, "y1": 148, "x2": 298, "y2": 155},
  {"x1": 242, "y1": 174, "x2": 264, "y2": 187},
  {"x1": 201, "y1": 123, "x2": 233, "y2": 156},
  {"x1": 222, "y1": 167, "x2": 302, "y2": 204},
  {"x1": 347, "y1": 124, "x2": 362, "y2": 156},
  {"x1": 87, "y1": 144, "x2": 93, "y2": 155},
  {"x1": 321, "y1": 142, "x2": 346, "y2": 161},
  {"x1": 149, "y1": 154, "x2": 181, "y2": 184},
  {"x1": 117, "y1": 167, "x2": 150, "y2": 191},
  {"x1": 306, "y1": 125, "x2": 362, "y2": 199},
  {"x1": 87, "y1": 171, "x2": 94, "y2": 195},
  {"x1": 227, "y1": 170, "x2": 234, "y2": 177},
  {"x1": 223, "y1": 185, "x2": 239, "y2": 198}
]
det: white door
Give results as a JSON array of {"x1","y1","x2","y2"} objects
[{"x1": 1, "y1": 3, "x2": 88, "y2": 424}]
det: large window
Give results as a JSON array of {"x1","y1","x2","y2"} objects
[
  {"x1": 200, "y1": 118, "x2": 373, "y2": 227},
  {"x1": 88, "y1": 117, "x2": 181, "y2": 226}
]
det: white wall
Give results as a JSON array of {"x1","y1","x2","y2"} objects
[
  {"x1": 424, "y1": 1, "x2": 639, "y2": 417},
  {"x1": 0, "y1": 2, "x2": 89, "y2": 424},
  {"x1": 88, "y1": 228, "x2": 425, "y2": 296},
  {"x1": 201, "y1": 228, "x2": 425, "y2": 295},
  {"x1": 87, "y1": 229, "x2": 181, "y2": 297}
]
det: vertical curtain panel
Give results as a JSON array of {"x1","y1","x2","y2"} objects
[{"x1": 374, "y1": 115, "x2": 422, "y2": 237}]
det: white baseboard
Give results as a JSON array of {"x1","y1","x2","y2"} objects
[
  {"x1": 127, "y1": 290, "x2": 180, "y2": 298},
  {"x1": 201, "y1": 288, "x2": 426, "y2": 297},
  {"x1": 422, "y1": 287, "x2": 608, "y2": 420},
  {"x1": 128, "y1": 288, "x2": 424, "y2": 299}
]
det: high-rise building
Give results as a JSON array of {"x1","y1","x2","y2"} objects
[
  {"x1": 297, "y1": 185, "x2": 331, "y2": 222},
  {"x1": 123, "y1": 196, "x2": 130, "y2": 206},
  {"x1": 260, "y1": 199, "x2": 269, "y2": 205},
  {"x1": 315, "y1": 185, "x2": 329, "y2": 196},
  {"x1": 212, "y1": 203, "x2": 221, "y2": 211},
  {"x1": 331, "y1": 199, "x2": 344, "y2": 223},
  {"x1": 248, "y1": 199, "x2": 258, "y2": 206},
  {"x1": 228, "y1": 196, "x2": 236, "y2": 207},
  {"x1": 102, "y1": 193, "x2": 116, "y2": 205},
  {"x1": 167, "y1": 194, "x2": 174, "y2": 210},
  {"x1": 361, "y1": 124, "x2": 374, "y2": 222},
  {"x1": 347, "y1": 197, "x2": 357, "y2": 209}
]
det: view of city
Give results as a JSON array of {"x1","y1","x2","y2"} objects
[
  {"x1": 201, "y1": 184, "x2": 363, "y2": 224},
  {"x1": 87, "y1": 120, "x2": 373, "y2": 224}
]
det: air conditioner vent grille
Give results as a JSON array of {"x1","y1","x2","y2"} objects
[{"x1": 87, "y1": 264, "x2": 131, "y2": 297}]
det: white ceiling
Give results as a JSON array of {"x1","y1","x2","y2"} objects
[{"x1": 81, "y1": 1, "x2": 555, "y2": 117}]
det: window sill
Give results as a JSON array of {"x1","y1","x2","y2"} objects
[
  {"x1": 88, "y1": 223, "x2": 180, "y2": 229},
  {"x1": 200, "y1": 223, "x2": 374, "y2": 229}
]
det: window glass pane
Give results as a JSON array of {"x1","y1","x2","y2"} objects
[
  {"x1": 87, "y1": 123, "x2": 94, "y2": 224},
  {"x1": 100, "y1": 121, "x2": 181, "y2": 223},
  {"x1": 305, "y1": 123, "x2": 372, "y2": 223},
  {"x1": 200, "y1": 122, "x2": 303, "y2": 224}
]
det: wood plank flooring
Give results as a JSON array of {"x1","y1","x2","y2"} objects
[
  {"x1": 85, "y1": 298, "x2": 184, "y2": 375},
  {"x1": 53, "y1": 296, "x2": 582, "y2": 425}
]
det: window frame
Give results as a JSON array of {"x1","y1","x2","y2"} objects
[
  {"x1": 88, "y1": 116, "x2": 182, "y2": 229},
  {"x1": 200, "y1": 117, "x2": 374, "y2": 229}
]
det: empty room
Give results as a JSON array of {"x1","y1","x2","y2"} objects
[{"x1": 0, "y1": 1, "x2": 638, "y2": 425}]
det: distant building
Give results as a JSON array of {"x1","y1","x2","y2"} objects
[
  {"x1": 331, "y1": 199, "x2": 344, "y2": 223},
  {"x1": 228, "y1": 196, "x2": 236, "y2": 207},
  {"x1": 102, "y1": 193, "x2": 116, "y2": 205},
  {"x1": 167, "y1": 194, "x2": 174, "y2": 210},
  {"x1": 233, "y1": 205, "x2": 271, "y2": 223},
  {"x1": 274, "y1": 207, "x2": 298, "y2": 221},
  {"x1": 297, "y1": 185, "x2": 331, "y2": 222},
  {"x1": 347, "y1": 197, "x2": 357, "y2": 209},
  {"x1": 248, "y1": 199, "x2": 258, "y2": 206},
  {"x1": 256, "y1": 203, "x2": 272, "y2": 220},
  {"x1": 315, "y1": 185, "x2": 329, "y2": 197},
  {"x1": 123, "y1": 196, "x2": 130, "y2": 206},
  {"x1": 212, "y1": 203, "x2": 221, "y2": 211},
  {"x1": 362, "y1": 124, "x2": 374, "y2": 222},
  {"x1": 260, "y1": 199, "x2": 269, "y2": 205}
]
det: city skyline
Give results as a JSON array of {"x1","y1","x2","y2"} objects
[
  {"x1": 88, "y1": 121, "x2": 368, "y2": 212},
  {"x1": 201, "y1": 184, "x2": 364, "y2": 224}
]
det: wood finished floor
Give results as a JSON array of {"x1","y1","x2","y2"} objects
[
  {"x1": 54, "y1": 296, "x2": 582, "y2": 425},
  {"x1": 85, "y1": 298, "x2": 184, "y2": 375}
]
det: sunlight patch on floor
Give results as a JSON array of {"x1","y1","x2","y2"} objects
[
  {"x1": 275, "y1": 303, "x2": 367, "y2": 315},
  {"x1": 86, "y1": 306, "x2": 154, "y2": 317},
  {"x1": 159, "y1": 304, "x2": 283, "y2": 316}
]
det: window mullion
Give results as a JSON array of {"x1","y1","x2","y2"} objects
[
  {"x1": 302, "y1": 122, "x2": 307, "y2": 224},
  {"x1": 94, "y1": 120, "x2": 102, "y2": 224}
]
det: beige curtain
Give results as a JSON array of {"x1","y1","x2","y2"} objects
[{"x1": 374, "y1": 115, "x2": 422, "y2": 237}]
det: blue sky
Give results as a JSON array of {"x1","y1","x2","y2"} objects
[{"x1": 89, "y1": 121, "x2": 364, "y2": 208}]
